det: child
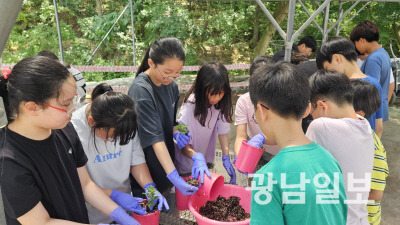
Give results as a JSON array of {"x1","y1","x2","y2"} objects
[
  {"x1": 351, "y1": 79, "x2": 389, "y2": 225},
  {"x1": 0, "y1": 56, "x2": 137, "y2": 224},
  {"x1": 249, "y1": 62, "x2": 347, "y2": 225},
  {"x1": 71, "y1": 88, "x2": 169, "y2": 224},
  {"x1": 306, "y1": 70, "x2": 375, "y2": 225},
  {"x1": 37, "y1": 50, "x2": 87, "y2": 109},
  {"x1": 316, "y1": 36, "x2": 384, "y2": 138},
  {"x1": 350, "y1": 20, "x2": 391, "y2": 122},
  {"x1": 174, "y1": 62, "x2": 235, "y2": 184},
  {"x1": 128, "y1": 37, "x2": 196, "y2": 196},
  {"x1": 234, "y1": 56, "x2": 279, "y2": 157}
]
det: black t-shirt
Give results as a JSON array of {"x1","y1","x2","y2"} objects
[
  {"x1": 128, "y1": 72, "x2": 179, "y2": 193},
  {"x1": 0, "y1": 123, "x2": 89, "y2": 225}
]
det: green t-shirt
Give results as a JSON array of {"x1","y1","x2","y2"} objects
[{"x1": 250, "y1": 142, "x2": 347, "y2": 225}]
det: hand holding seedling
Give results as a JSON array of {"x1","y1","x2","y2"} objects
[
  {"x1": 110, "y1": 190, "x2": 146, "y2": 215},
  {"x1": 144, "y1": 183, "x2": 169, "y2": 211},
  {"x1": 174, "y1": 125, "x2": 191, "y2": 149},
  {"x1": 192, "y1": 153, "x2": 212, "y2": 183}
]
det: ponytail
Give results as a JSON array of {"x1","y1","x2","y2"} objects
[
  {"x1": 136, "y1": 47, "x2": 151, "y2": 76},
  {"x1": 136, "y1": 37, "x2": 185, "y2": 77},
  {"x1": 0, "y1": 73, "x2": 11, "y2": 122},
  {"x1": 91, "y1": 82, "x2": 113, "y2": 101}
]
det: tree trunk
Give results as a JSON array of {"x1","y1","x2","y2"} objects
[
  {"x1": 393, "y1": 21, "x2": 400, "y2": 49},
  {"x1": 96, "y1": 0, "x2": 103, "y2": 17},
  {"x1": 250, "y1": 4, "x2": 260, "y2": 49},
  {"x1": 253, "y1": 1, "x2": 289, "y2": 58}
]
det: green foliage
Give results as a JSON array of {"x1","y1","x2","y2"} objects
[
  {"x1": 143, "y1": 185, "x2": 158, "y2": 210},
  {"x1": 2, "y1": 0, "x2": 400, "y2": 82},
  {"x1": 177, "y1": 124, "x2": 189, "y2": 135}
]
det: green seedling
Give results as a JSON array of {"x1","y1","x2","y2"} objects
[
  {"x1": 177, "y1": 124, "x2": 189, "y2": 135},
  {"x1": 143, "y1": 185, "x2": 158, "y2": 211}
]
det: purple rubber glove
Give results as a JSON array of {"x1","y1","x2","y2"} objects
[
  {"x1": 222, "y1": 155, "x2": 236, "y2": 184},
  {"x1": 108, "y1": 206, "x2": 140, "y2": 225},
  {"x1": 144, "y1": 182, "x2": 169, "y2": 211},
  {"x1": 192, "y1": 153, "x2": 212, "y2": 183},
  {"x1": 110, "y1": 190, "x2": 146, "y2": 215},
  {"x1": 248, "y1": 133, "x2": 266, "y2": 149},
  {"x1": 167, "y1": 169, "x2": 199, "y2": 195},
  {"x1": 173, "y1": 131, "x2": 191, "y2": 149}
]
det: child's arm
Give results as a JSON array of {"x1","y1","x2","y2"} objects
[
  {"x1": 375, "y1": 118, "x2": 383, "y2": 138},
  {"x1": 17, "y1": 202, "x2": 86, "y2": 225},
  {"x1": 130, "y1": 163, "x2": 154, "y2": 187},
  {"x1": 234, "y1": 124, "x2": 247, "y2": 156},
  {"x1": 218, "y1": 134, "x2": 230, "y2": 156},
  {"x1": 369, "y1": 189, "x2": 384, "y2": 202}
]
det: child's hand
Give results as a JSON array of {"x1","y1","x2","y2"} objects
[
  {"x1": 192, "y1": 153, "x2": 212, "y2": 183},
  {"x1": 222, "y1": 155, "x2": 236, "y2": 184},
  {"x1": 173, "y1": 131, "x2": 191, "y2": 149},
  {"x1": 248, "y1": 133, "x2": 266, "y2": 149},
  {"x1": 167, "y1": 169, "x2": 199, "y2": 195},
  {"x1": 110, "y1": 190, "x2": 146, "y2": 215},
  {"x1": 144, "y1": 183, "x2": 169, "y2": 211},
  {"x1": 108, "y1": 206, "x2": 140, "y2": 225}
]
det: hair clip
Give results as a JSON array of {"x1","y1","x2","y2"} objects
[{"x1": 1, "y1": 68, "x2": 11, "y2": 79}]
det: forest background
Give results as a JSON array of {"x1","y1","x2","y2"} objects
[{"x1": 2, "y1": 0, "x2": 400, "y2": 81}]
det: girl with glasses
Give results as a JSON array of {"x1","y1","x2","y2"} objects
[
  {"x1": 0, "y1": 56, "x2": 137, "y2": 224},
  {"x1": 128, "y1": 37, "x2": 196, "y2": 196}
]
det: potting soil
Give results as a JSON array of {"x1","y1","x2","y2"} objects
[
  {"x1": 199, "y1": 196, "x2": 250, "y2": 222},
  {"x1": 186, "y1": 178, "x2": 200, "y2": 187}
]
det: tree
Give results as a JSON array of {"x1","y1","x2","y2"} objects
[{"x1": 253, "y1": 1, "x2": 289, "y2": 58}]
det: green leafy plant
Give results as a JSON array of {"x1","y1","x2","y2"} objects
[
  {"x1": 177, "y1": 124, "x2": 189, "y2": 135},
  {"x1": 143, "y1": 185, "x2": 158, "y2": 212}
]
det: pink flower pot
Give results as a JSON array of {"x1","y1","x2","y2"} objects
[
  {"x1": 189, "y1": 184, "x2": 251, "y2": 225},
  {"x1": 175, "y1": 176, "x2": 193, "y2": 210},
  {"x1": 234, "y1": 140, "x2": 263, "y2": 174},
  {"x1": 132, "y1": 210, "x2": 159, "y2": 225},
  {"x1": 197, "y1": 172, "x2": 224, "y2": 200}
]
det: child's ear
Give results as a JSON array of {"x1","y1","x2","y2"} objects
[
  {"x1": 23, "y1": 102, "x2": 41, "y2": 116},
  {"x1": 317, "y1": 100, "x2": 328, "y2": 115},
  {"x1": 332, "y1": 54, "x2": 342, "y2": 64},
  {"x1": 356, "y1": 110, "x2": 365, "y2": 118},
  {"x1": 148, "y1": 58, "x2": 155, "y2": 68},
  {"x1": 87, "y1": 116, "x2": 95, "y2": 127},
  {"x1": 302, "y1": 102, "x2": 312, "y2": 118}
]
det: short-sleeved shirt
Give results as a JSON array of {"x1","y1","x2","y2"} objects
[
  {"x1": 0, "y1": 124, "x2": 89, "y2": 225},
  {"x1": 234, "y1": 93, "x2": 280, "y2": 155},
  {"x1": 306, "y1": 116, "x2": 374, "y2": 225},
  {"x1": 361, "y1": 48, "x2": 391, "y2": 121},
  {"x1": 360, "y1": 76, "x2": 384, "y2": 131},
  {"x1": 68, "y1": 67, "x2": 86, "y2": 109},
  {"x1": 175, "y1": 94, "x2": 231, "y2": 174},
  {"x1": 128, "y1": 72, "x2": 179, "y2": 192},
  {"x1": 71, "y1": 103, "x2": 146, "y2": 224},
  {"x1": 367, "y1": 130, "x2": 389, "y2": 225},
  {"x1": 250, "y1": 142, "x2": 347, "y2": 225}
]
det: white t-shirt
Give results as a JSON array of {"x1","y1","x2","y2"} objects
[
  {"x1": 306, "y1": 116, "x2": 374, "y2": 225},
  {"x1": 71, "y1": 104, "x2": 146, "y2": 224}
]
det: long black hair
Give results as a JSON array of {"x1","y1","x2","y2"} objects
[
  {"x1": 184, "y1": 62, "x2": 233, "y2": 127},
  {"x1": 91, "y1": 83, "x2": 113, "y2": 102},
  {"x1": 89, "y1": 91, "x2": 137, "y2": 146},
  {"x1": 1, "y1": 56, "x2": 71, "y2": 122},
  {"x1": 136, "y1": 37, "x2": 185, "y2": 76}
]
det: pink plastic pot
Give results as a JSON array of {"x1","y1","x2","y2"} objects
[
  {"x1": 175, "y1": 176, "x2": 192, "y2": 210},
  {"x1": 132, "y1": 210, "x2": 159, "y2": 225},
  {"x1": 189, "y1": 184, "x2": 251, "y2": 225},
  {"x1": 197, "y1": 172, "x2": 225, "y2": 200},
  {"x1": 234, "y1": 140, "x2": 263, "y2": 174}
]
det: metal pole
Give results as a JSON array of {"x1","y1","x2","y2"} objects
[
  {"x1": 327, "y1": 0, "x2": 361, "y2": 33},
  {"x1": 292, "y1": 0, "x2": 331, "y2": 42},
  {"x1": 86, "y1": 3, "x2": 130, "y2": 65},
  {"x1": 255, "y1": 0, "x2": 287, "y2": 40},
  {"x1": 130, "y1": 0, "x2": 136, "y2": 67},
  {"x1": 53, "y1": 0, "x2": 64, "y2": 63},
  {"x1": 336, "y1": 0, "x2": 343, "y2": 35},
  {"x1": 322, "y1": 1, "x2": 331, "y2": 42},
  {"x1": 339, "y1": 1, "x2": 371, "y2": 31},
  {"x1": 298, "y1": 0, "x2": 323, "y2": 33},
  {"x1": 284, "y1": 0, "x2": 296, "y2": 62}
]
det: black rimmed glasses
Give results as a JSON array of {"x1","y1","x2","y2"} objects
[{"x1": 252, "y1": 103, "x2": 270, "y2": 124}]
